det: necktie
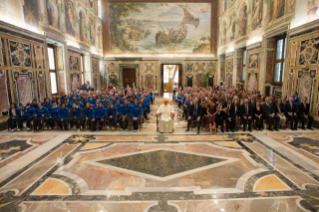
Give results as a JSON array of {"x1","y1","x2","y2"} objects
[
  {"x1": 245, "y1": 105, "x2": 248, "y2": 116},
  {"x1": 290, "y1": 103, "x2": 292, "y2": 110},
  {"x1": 304, "y1": 103, "x2": 306, "y2": 109},
  {"x1": 194, "y1": 106, "x2": 197, "y2": 117}
]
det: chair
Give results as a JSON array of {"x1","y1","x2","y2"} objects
[{"x1": 156, "y1": 98, "x2": 174, "y2": 132}]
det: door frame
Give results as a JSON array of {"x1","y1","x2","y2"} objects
[
  {"x1": 119, "y1": 64, "x2": 139, "y2": 88},
  {"x1": 160, "y1": 63, "x2": 183, "y2": 96}
]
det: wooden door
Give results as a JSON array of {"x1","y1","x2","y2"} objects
[{"x1": 122, "y1": 68, "x2": 136, "y2": 88}]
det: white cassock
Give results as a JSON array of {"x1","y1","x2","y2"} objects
[{"x1": 157, "y1": 104, "x2": 174, "y2": 133}]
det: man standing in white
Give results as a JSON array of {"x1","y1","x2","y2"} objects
[{"x1": 156, "y1": 99, "x2": 175, "y2": 133}]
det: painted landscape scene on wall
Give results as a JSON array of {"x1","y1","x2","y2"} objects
[{"x1": 109, "y1": 3, "x2": 211, "y2": 54}]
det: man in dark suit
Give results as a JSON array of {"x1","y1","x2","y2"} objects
[
  {"x1": 263, "y1": 97, "x2": 279, "y2": 131},
  {"x1": 186, "y1": 100, "x2": 202, "y2": 134},
  {"x1": 216, "y1": 98, "x2": 226, "y2": 132},
  {"x1": 298, "y1": 97, "x2": 313, "y2": 130},
  {"x1": 225, "y1": 98, "x2": 235, "y2": 132},
  {"x1": 214, "y1": 83, "x2": 219, "y2": 90},
  {"x1": 240, "y1": 98, "x2": 253, "y2": 131},
  {"x1": 285, "y1": 97, "x2": 298, "y2": 130}
]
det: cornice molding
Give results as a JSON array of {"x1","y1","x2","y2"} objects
[
  {"x1": 246, "y1": 42, "x2": 261, "y2": 50},
  {"x1": 289, "y1": 19, "x2": 319, "y2": 37}
]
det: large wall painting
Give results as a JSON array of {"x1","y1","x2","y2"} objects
[
  {"x1": 109, "y1": 3, "x2": 211, "y2": 54},
  {"x1": 0, "y1": 70, "x2": 11, "y2": 116},
  {"x1": 79, "y1": 10, "x2": 89, "y2": 44},
  {"x1": 46, "y1": 0, "x2": 62, "y2": 30},
  {"x1": 299, "y1": 37, "x2": 319, "y2": 65},
  {"x1": 11, "y1": 70, "x2": 36, "y2": 106},
  {"x1": 65, "y1": 0, "x2": 78, "y2": 37},
  {"x1": 8, "y1": 40, "x2": 32, "y2": 68},
  {"x1": 89, "y1": 15, "x2": 96, "y2": 46},
  {"x1": 251, "y1": 0, "x2": 263, "y2": 30},
  {"x1": 229, "y1": 13, "x2": 237, "y2": 42},
  {"x1": 269, "y1": 0, "x2": 286, "y2": 24},
  {"x1": 287, "y1": 69, "x2": 294, "y2": 98},
  {"x1": 23, "y1": 0, "x2": 40, "y2": 29},
  {"x1": 239, "y1": 4, "x2": 248, "y2": 37},
  {"x1": 0, "y1": 37, "x2": 7, "y2": 67}
]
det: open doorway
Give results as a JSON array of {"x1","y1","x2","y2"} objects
[{"x1": 161, "y1": 64, "x2": 182, "y2": 97}]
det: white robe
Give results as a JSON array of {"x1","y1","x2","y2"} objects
[{"x1": 157, "y1": 104, "x2": 174, "y2": 133}]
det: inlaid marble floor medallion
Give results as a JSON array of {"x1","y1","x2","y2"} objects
[{"x1": 1, "y1": 132, "x2": 319, "y2": 211}]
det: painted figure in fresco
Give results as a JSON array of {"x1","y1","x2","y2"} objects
[
  {"x1": 222, "y1": 21, "x2": 226, "y2": 45},
  {"x1": 252, "y1": 0, "x2": 263, "y2": 30},
  {"x1": 89, "y1": 0, "x2": 94, "y2": 8},
  {"x1": 239, "y1": 4, "x2": 247, "y2": 37},
  {"x1": 89, "y1": 18, "x2": 96, "y2": 46},
  {"x1": 270, "y1": 0, "x2": 285, "y2": 23},
  {"x1": 79, "y1": 11, "x2": 88, "y2": 43},
  {"x1": 98, "y1": 26, "x2": 102, "y2": 49},
  {"x1": 46, "y1": 0, "x2": 60, "y2": 29},
  {"x1": 230, "y1": 15, "x2": 236, "y2": 42},
  {"x1": 66, "y1": 2, "x2": 76, "y2": 36}
]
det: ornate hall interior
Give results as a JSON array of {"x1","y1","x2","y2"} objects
[{"x1": 2, "y1": 0, "x2": 319, "y2": 211}]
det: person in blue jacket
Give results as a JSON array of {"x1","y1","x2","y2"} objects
[
  {"x1": 131, "y1": 99, "x2": 142, "y2": 131},
  {"x1": 92, "y1": 102, "x2": 106, "y2": 131},
  {"x1": 18, "y1": 103, "x2": 35, "y2": 131},
  {"x1": 65, "y1": 98, "x2": 72, "y2": 110},
  {"x1": 144, "y1": 93, "x2": 151, "y2": 114},
  {"x1": 70, "y1": 102, "x2": 82, "y2": 131},
  {"x1": 57, "y1": 103, "x2": 69, "y2": 130},
  {"x1": 43, "y1": 98, "x2": 51, "y2": 110},
  {"x1": 118, "y1": 99, "x2": 131, "y2": 130},
  {"x1": 32, "y1": 99, "x2": 38, "y2": 109},
  {"x1": 76, "y1": 99, "x2": 84, "y2": 108},
  {"x1": 48, "y1": 101, "x2": 60, "y2": 130},
  {"x1": 33, "y1": 102, "x2": 50, "y2": 132},
  {"x1": 8, "y1": 103, "x2": 21, "y2": 132},
  {"x1": 106, "y1": 102, "x2": 117, "y2": 129},
  {"x1": 82, "y1": 102, "x2": 93, "y2": 130}
]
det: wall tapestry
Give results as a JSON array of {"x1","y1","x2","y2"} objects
[
  {"x1": 109, "y1": 3, "x2": 211, "y2": 54},
  {"x1": 298, "y1": 70, "x2": 316, "y2": 110},
  {"x1": 8, "y1": 40, "x2": 32, "y2": 68}
]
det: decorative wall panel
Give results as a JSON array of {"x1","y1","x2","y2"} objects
[
  {"x1": 196, "y1": 74, "x2": 204, "y2": 87},
  {"x1": 298, "y1": 70, "x2": 316, "y2": 111},
  {"x1": 226, "y1": 74, "x2": 232, "y2": 88},
  {"x1": 287, "y1": 69, "x2": 295, "y2": 98},
  {"x1": 92, "y1": 59, "x2": 99, "y2": 74},
  {"x1": 58, "y1": 73, "x2": 66, "y2": 94},
  {"x1": 0, "y1": 70, "x2": 11, "y2": 116},
  {"x1": 11, "y1": 70, "x2": 36, "y2": 106},
  {"x1": 145, "y1": 75, "x2": 154, "y2": 89},
  {"x1": 226, "y1": 57, "x2": 233, "y2": 73},
  {"x1": 0, "y1": 37, "x2": 7, "y2": 67},
  {"x1": 299, "y1": 37, "x2": 319, "y2": 66},
  {"x1": 8, "y1": 40, "x2": 32, "y2": 68},
  {"x1": 33, "y1": 45, "x2": 45, "y2": 69},
  {"x1": 93, "y1": 74, "x2": 99, "y2": 91},
  {"x1": 140, "y1": 61, "x2": 159, "y2": 92},
  {"x1": 36, "y1": 71, "x2": 47, "y2": 102},
  {"x1": 290, "y1": 42, "x2": 298, "y2": 67}
]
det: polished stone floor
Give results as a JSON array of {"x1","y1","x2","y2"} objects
[{"x1": 1, "y1": 102, "x2": 319, "y2": 211}]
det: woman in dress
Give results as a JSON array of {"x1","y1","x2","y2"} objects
[
  {"x1": 206, "y1": 98, "x2": 217, "y2": 135},
  {"x1": 254, "y1": 99, "x2": 263, "y2": 131}
]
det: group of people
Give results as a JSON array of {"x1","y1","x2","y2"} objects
[
  {"x1": 7, "y1": 84, "x2": 154, "y2": 133},
  {"x1": 175, "y1": 83, "x2": 314, "y2": 135}
]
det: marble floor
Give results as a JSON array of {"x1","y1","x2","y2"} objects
[{"x1": 1, "y1": 102, "x2": 319, "y2": 211}]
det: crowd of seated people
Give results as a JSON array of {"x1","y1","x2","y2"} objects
[
  {"x1": 7, "y1": 83, "x2": 155, "y2": 133},
  {"x1": 175, "y1": 84, "x2": 314, "y2": 135}
]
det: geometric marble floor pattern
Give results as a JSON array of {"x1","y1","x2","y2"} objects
[{"x1": 2, "y1": 132, "x2": 319, "y2": 212}]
